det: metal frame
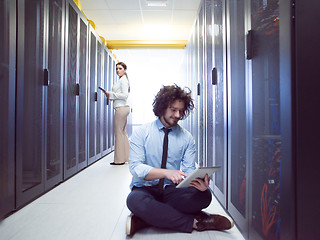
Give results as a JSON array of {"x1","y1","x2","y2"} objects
[{"x1": 0, "y1": 0, "x2": 16, "y2": 218}]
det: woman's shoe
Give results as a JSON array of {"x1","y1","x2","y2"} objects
[{"x1": 110, "y1": 162, "x2": 125, "y2": 165}]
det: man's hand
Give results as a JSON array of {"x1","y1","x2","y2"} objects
[
  {"x1": 165, "y1": 169, "x2": 188, "y2": 184},
  {"x1": 189, "y1": 174, "x2": 210, "y2": 191}
]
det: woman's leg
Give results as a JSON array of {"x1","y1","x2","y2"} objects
[{"x1": 113, "y1": 106, "x2": 130, "y2": 163}]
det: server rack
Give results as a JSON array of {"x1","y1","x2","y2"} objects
[
  {"x1": 64, "y1": 0, "x2": 88, "y2": 178},
  {"x1": 88, "y1": 25, "x2": 106, "y2": 164},
  {"x1": 1, "y1": 0, "x2": 116, "y2": 218},
  {"x1": 0, "y1": 0, "x2": 16, "y2": 219},
  {"x1": 45, "y1": 0, "x2": 65, "y2": 188},
  {"x1": 185, "y1": 0, "x2": 320, "y2": 239},
  {"x1": 16, "y1": 0, "x2": 65, "y2": 207},
  {"x1": 101, "y1": 49, "x2": 110, "y2": 156},
  {"x1": 226, "y1": 0, "x2": 248, "y2": 234}
]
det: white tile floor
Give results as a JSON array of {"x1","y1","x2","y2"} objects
[{"x1": 0, "y1": 153, "x2": 245, "y2": 240}]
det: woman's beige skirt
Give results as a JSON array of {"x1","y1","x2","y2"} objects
[{"x1": 113, "y1": 106, "x2": 130, "y2": 163}]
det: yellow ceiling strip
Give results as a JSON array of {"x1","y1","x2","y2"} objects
[{"x1": 106, "y1": 40, "x2": 187, "y2": 49}]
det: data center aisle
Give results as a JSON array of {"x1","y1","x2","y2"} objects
[{"x1": 0, "y1": 153, "x2": 244, "y2": 240}]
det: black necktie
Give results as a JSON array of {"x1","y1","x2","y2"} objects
[{"x1": 159, "y1": 128, "x2": 171, "y2": 191}]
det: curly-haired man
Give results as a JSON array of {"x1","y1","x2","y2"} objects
[{"x1": 126, "y1": 85, "x2": 234, "y2": 236}]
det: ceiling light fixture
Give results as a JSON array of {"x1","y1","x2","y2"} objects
[{"x1": 146, "y1": 0, "x2": 168, "y2": 7}]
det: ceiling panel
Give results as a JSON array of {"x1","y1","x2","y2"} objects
[
  {"x1": 142, "y1": 10, "x2": 173, "y2": 24},
  {"x1": 84, "y1": 9, "x2": 115, "y2": 24},
  {"x1": 105, "y1": 0, "x2": 141, "y2": 10},
  {"x1": 110, "y1": 10, "x2": 142, "y2": 24},
  {"x1": 80, "y1": 0, "x2": 201, "y2": 43},
  {"x1": 172, "y1": 10, "x2": 198, "y2": 25},
  {"x1": 81, "y1": 0, "x2": 109, "y2": 10},
  {"x1": 173, "y1": 0, "x2": 202, "y2": 10}
]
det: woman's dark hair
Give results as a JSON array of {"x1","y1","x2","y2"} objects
[
  {"x1": 152, "y1": 84, "x2": 194, "y2": 120},
  {"x1": 116, "y1": 61, "x2": 130, "y2": 92},
  {"x1": 116, "y1": 62, "x2": 127, "y2": 70}
]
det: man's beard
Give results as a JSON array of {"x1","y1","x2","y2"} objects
[{"x1": 163, "y1": 115, "x2": 179, "y2": 127}]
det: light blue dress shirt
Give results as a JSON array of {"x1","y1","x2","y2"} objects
[{"x1": 129, "y1": 118, "x2": 196, "y2": 189}]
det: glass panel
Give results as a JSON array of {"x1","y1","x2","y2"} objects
[
  {"x1": 96, "y1": 42, "x2": 101, "y2": 155},
  {"x1": 107, "y1": 55, "x2": 112, "y2": 149},
  {"x1": 79, "y1": 19, "x2": 87, "y2": 164},
  {"x1": 22, "y1": 0, "x2": 44, "y2": 191},
  {"x1": 213, "y1": 0, "x2": 225, "y2": 193},
  {"x1": 47, "y1": 0, "x2": 63, "y2": 180},
  {"x1": 206, "y1": 0, "x2": 214, "y2": 167},
  {"x1": 103, "y1": 51, "x2": 108, "y2": 151},
  {"x1": 66, "y1": 5, "x2": 77, "y2": 169},
  {"x1": 251, "y1": 0, "x2": 281, "y2": 239},
  {"x1": 198, "y1": 6, "x2": 204, "y2": 166},
  {"x1": 229, "y1": 0, "x2": 246, "y2": 217},
  {"x1": 89, "y1": 33, "x2": 96, "y2": 158},
  {"x1": 193, "y1": 19, "x2": 199, "y2": 160}
]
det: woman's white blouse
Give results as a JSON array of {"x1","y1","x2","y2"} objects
[{"x1": 108, "y1": 75, "x2": 130, "y2": 109}]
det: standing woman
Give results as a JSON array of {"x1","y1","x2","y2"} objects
[{"x1": 104, "y1": 62, "x2": 130, "y2": 165}]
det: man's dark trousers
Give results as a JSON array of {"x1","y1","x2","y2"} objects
[{"x1": 126, "y1": 184, "x2": 212, "y2": 233}]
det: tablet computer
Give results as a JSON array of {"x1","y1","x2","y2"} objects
[
  {"x1": 176, "y1": 166, "x2": 220, "y2": 188},
  {"x1": 98, "y1": 86, "x2": 106, "y2": 92}
]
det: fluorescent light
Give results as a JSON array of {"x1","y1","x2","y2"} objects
[{"x1": 146, "y1": 0, "x2": 168, "y2": 7}]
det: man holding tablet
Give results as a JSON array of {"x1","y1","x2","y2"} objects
[{"x1": 126, "y1": 85, "x2": 234, "y2": 237}]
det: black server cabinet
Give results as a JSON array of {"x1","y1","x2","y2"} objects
[
  {"x1": 205, "y1": 0, "x2": 214, "y2": 169},
  {"x1": 107, "y1": 55, "x2": 114, "y2": 150},
  {"x1": 16, "y1": 0, "x2": 65, "y2": 207},
  {"x1": 187, "y1": 0, "x2": 320, "y2": 239},
  {"x1": 210, "y1": 0, "x2": 228, "y2": 208},
  {"x1": 226, "y1": 0, "x2": 248, "y2": 235},
  {"x1": 88, "y1": 27, "x2": 104, "y2": 164},
  {"x1": 64, "y1": 0, "x2": 88, "y2": 178},
  {"x1": 101, "y1": 49, "x2": 108, "y2": 155},
  {"x1": 198, "y1": 5, "x2": 205, "y2": 167},
  {"x1": 0, "y1": 0, "x2": 16, "y2": 218},
  {"x1": 101, "y1": 49, "x2": 112, "y2": 156},
  {"x1": 247, "y1": 1, "x2": 281, "y2": 239},
  {"x1": 45, "y1": 0, "x2": 65, "y2": 189},
  {"x1": 281, "y1": 1, "x2": 320, "y2": 239},
  {"x1": 96, "y1": 41, "x2": 103, "y2": 159}
]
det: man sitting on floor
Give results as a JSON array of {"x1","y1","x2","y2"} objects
[{"x1": 126, "y1": 85, "x2": 234, "y2": 236}]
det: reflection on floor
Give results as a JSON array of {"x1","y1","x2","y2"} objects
[{"x1": 0, "y1": 153, "x2": 245, "y2": 240}]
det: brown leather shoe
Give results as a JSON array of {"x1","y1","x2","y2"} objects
[
  {"x1": 195, "y1": 211, "x2": 234, "y2": 231},
  {"x1": 126, "y1": 213, "x2": 149, "y2": 236}
]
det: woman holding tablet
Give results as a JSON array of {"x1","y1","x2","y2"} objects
[{"x1": 103, "y1": 62, "x2": 130, "y2": 165}]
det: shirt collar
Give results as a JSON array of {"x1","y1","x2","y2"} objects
[{"x1": 156, "y1": 118, "x2": 177, "y2": 132}]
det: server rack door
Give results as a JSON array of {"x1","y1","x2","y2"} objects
[
  {"x1": 248, "y1": 0, "x2": 281, "y2": 239},
  {"x1": 64, "y1": 0, "x2": 80, "y2": 178},
  {"x1": 16, "y1": 0, "x2": 45, "y2": 207},
  {"x1": 189, "y1": 32, "x2": 196, "y2": 136},
  {"x1": 96, "y1": 42, "x2": 102, "y2": 159},
  {"x1": 193, "y1": 19, "x2": 200, "y2": 164},
  {"x1": 205, "y1": 0, "x2": 214, "y2": 168},
  {"x1": 226, "y1": 0, "x2": 248, "y2": 236},
  {"x1": 211, "y1": 0, "x2": 228, "y2": 208},
  {"x1": 107, "y1": 55, "x2": 113, "y2": 150},
  {"x1": 198, "y1": 4, "x2": 205, "y2": 167},
  {"x1": 102, "y1": 50, "x2": 109, "y2": 155},
  {"x1": 45, "y1": 0, "x2": 64, "y2": 189},
  {"x1": 88, "y1": 30, "x2": 97, "y2": 164},
  {"x1": 78, "y1": 18, "x2": 88, "y2": 170},
  {"x1": 0, "y1": 0, "x2": 16, "y2": 218},
  {"x1": 112, "y1": 61, "x2": 116, "y2": 148}
]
